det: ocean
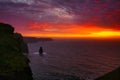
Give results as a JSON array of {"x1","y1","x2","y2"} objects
[{"x1": 28, "y1": 39, "x2": 120, "y2": 80}]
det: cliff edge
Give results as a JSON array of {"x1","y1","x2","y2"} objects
[
  {"x1": 0, "y1": 23, "x2": 33, "y2": 80},
  {"x1": 95, "y1": 67, "x2": 120, "y2": 80}
]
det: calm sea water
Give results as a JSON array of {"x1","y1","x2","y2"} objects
[{"x1": 28, "y1": 39, "x2": 120, "y2": 80}]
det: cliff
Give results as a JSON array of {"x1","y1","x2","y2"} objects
[
  {"x1": 95, "y1": 67, "x2": 120, "y2": 80},
  {"x1": 0, "y1": 23, "x2": 33, "y2": 80},
  {"x1": 14, "y1": 33, "x2": 29, "y2": 55}
]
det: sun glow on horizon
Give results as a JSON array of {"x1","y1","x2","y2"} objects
[
  {"x1": 19, "y1": 23, "x2": 120, "y2": 39},
  {"x1": 22, "y1": 30, "x2": 120, "y2": 39}
]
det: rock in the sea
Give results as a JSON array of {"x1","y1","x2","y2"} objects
[{"x1": 0, "y1": 23, "x2": 33, "y2": 80}]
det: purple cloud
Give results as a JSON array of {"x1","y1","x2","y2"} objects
[{"x1": 0, "y1": 0, "x2": 119, "y2": 30}]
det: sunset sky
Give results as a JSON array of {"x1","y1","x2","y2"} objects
[{"x1": 0, "y1": 0, "x2": 120, "y2": 38}]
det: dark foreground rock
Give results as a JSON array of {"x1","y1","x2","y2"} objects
[
  {"x1": 95, "y1": 67, "x2": 120, "y2": 80},
  {"x1": 0, "y1": 23, "x2": 33, "y2": 80},
  {"x1": 14, "y1": 33, "x2": 29, "y2": 54}
]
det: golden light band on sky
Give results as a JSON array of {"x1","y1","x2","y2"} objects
[
  {"x1": 21, "y1": 24, "x2": 120, "y2": 38},
  {"x1": 22, "y1": 31, "x2": 120, "y2": 38}
]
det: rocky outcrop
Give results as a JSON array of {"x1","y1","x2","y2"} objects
[
  {"x1": 95, "y1": 67, "x2": 120, "y2": 80},
  {"x1": 0, "y1": 23, "x2": 33, "y2": 80},
  {"x1": 14, "y1": 33, "x2": 29, "y2": 55},
  {"x1": 0, "y1": 23, "x2": 14, "y2": 34}
]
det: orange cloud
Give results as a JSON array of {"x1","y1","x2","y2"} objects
[{"x1": 20, "y1": 23, "x2": 120, "y2": 39}]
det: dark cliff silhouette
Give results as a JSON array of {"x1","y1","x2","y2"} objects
[
  {"x1": 95, "y1": 67, "x2": 120, "y2": 80},
  {"x1": 0, "y1": 23, "x2": 33, "y2": 80},
  {"x1": 14, "y1": 33, "x2": 29, "y2": 55},
  {"x1": 0, "y1": 23, "x2": 14, "y2": 34}
]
